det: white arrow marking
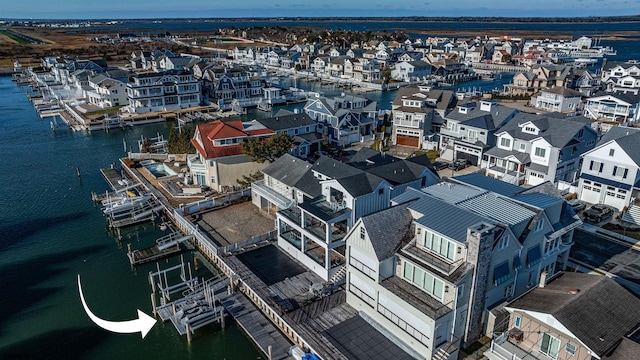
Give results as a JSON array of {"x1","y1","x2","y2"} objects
[{"x1": 77, "y1": 274, "x2": 156, "y2": 338}]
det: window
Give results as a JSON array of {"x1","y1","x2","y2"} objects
[
  {"x1": 565, "y1": 342, "x2": 576, "y2": 356},
  {"x1": 498, "y1": 235, "x2": 509, "y2": 250},
  {"x1": 514, "y1": 316, "x2": 521, "y2": 328},
  {"x1": 378, "y1": 188, "x2": 384, "y2": 195},
  {"x1": 210, "y1": 176, "x2": 216, "y2": 184},
  {"x1": 534, "y1": 147, "x2": 546, "y2": 158},
  {"x1": 613, "y1": 166, "x2": 628, "y2": 179},
  {"x1": 609, "y1": 148, "x2": 615, "y2": 157},
  {"x1": 360, "y1": 227, "x2": 365, "y2": 240},
  {"x1": 519, "y1": 143, "x2": 526, "y2": 152},
  {"x1": 540, "y1": 333, "x2": 561, "y2": 358},
  {"x1": 500, "y1": 137, "x2": 511, "y2": 148},
  {"x1": 589, "y1": 160, "x2": 604, "y2": 173},
  {"x1": 577, "y1": 129, "x2": 584, "y2": 138},
  {"x1": 503, "y1": 284, "x2": 513, "y2": 298},
  {"x1": 534, "y1": 220, "x2": 544, "y2": 232}
]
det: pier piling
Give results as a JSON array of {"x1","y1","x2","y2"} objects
[
  {"x1": 151, "y1": 294, "x2": 157, "y2": 316},
  {"x1": 186, "y1": 323, "x2": 192, "y2": 343}
]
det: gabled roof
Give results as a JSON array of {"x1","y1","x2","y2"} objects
[
  {"x1": 595, "y1": 126, "x2": 640, "y2": 165},
  {"x1": 495, "y1": 113, "x2": 592, "y2": 148},
  {"x1": 589, "y1": 91, "x2": 640, "y2": 105},
  {"x1": 445, "y1": 101, "x2": 518, "y2": 130},
  {"x1": 360, "y1": 202, "x2": 414, "y2": 261},
  {"x1": 347, "y1": 148, "x2": 435, "y2": 184},
  {"x1": 541, "y1": 86, "x2": 582, "y2": 97},
  {"x1": 192, "y1": 120, "x2": 274, "y2": 159},
  {"x1": 507, "y1": 272, "x2": 640, "y2": 358},
  {"x1": 255, "y1": 112, "x2": 316, "y2": 131}
]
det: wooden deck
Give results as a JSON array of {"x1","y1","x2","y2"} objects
[
  {"x1": 221, "y1": 292, "x2": 292, "y2": 360},
  {"x1": 129, "y1": 244, "x2": 181, "y2": 265},
  {"x1": 100, "y1": 167, "x2": 131, "y2": 192}
]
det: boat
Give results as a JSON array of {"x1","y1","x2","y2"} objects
[{"x1": 102, "y1": 194, "x2": 153, "y2": 218}]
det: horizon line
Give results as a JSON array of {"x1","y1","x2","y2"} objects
[{"x1": 3, "y1": 14, "x2": 640, "y2": 21}]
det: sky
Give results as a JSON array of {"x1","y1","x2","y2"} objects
[{"x1": 3, "y1": 0, "x2": 640, "y2": 19}]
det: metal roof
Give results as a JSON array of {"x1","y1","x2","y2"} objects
[
  {"x1": 456, "y1": 193, "x2": 536, "y2": 226},
  {"x1": 421, "y1": 182, "x2": 486, "y2": 204},
  {"x1": 452, "y1": 173, "x2": 525, "y2": 197},
  {"x1": 514, "y1": 192, "x2": 564, "y2": 209}
]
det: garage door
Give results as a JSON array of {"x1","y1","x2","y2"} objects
[
  {"x1": 397, "y1": 135, "x2": 419, "y2": 147},
  {"x1": 580, "y1": 183, "x2": 601, "y2": 204},
  {"x1": 456, "y1": 152, "x2": 479, "y2": 166}
]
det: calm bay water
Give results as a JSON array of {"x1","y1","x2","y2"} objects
[{"x1": 0, "y1": 77, "x2": 261, "y2": 359}]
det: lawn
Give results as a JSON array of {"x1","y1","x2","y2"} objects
[
  {"x1": 0, "y1": 29, "x2": 49, "y2": 44},
  {"x1": 412, "y1": 149, "x2": 440, "y2": 162}
]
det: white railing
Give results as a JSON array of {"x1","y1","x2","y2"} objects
[
  {"x1": 218, "y1": 230, "x2": 277, "y2": 254},
  {"x1": 489, "y1": 332, "x2": 523, "y2": 360}
]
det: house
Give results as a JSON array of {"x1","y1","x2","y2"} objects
[
  {"x1": 492, "y1": 49, "x2": 511, "y2": 64},
  {"x1": 485, "y1": 272, "x2": 640, "y2": 360},
  {"x1": 439, "y1": 100, "x2": 519, "y2": 166},
  {"x1": 251, "y1": 148, "x2": 438, "y2": 281},
  {"x1": 584, "y1": 91, "x2": 640, "y2": 125},
  {"x1": 390, "y1": 86, "x2": 456, "y2": 149},
  {"x1": 84, "y1": 74, "x2": 128, "y2": 109},
  {"x1": 304, "y1": 94, "x2": 378, "y2": 146},
  {"x1": 188, "y1": 119, "x2": 274, "y2": 192},
  {"x1": 504, "y1": 64, "x2": 571, "y2": 96},
  {"x1": 485, "y1": 114, "x2": 598, "y2": 186},
  {"x1": 253, "y1": 109, "x2": 322, "y2": 158},
  {"x1": 344, "y1": 174, "x2": 580, "y2": 359},
  {"x1": 568, "y1": 68, "x2": 601, "y2": 96},
  {"x1": 530, "y1": 87, "x2": 582, "y2": 113},
  {"x1": 391, "y1": 60, "x2": 432, "y2": 82},
  {"x1": 577, "y1": 126, "x2": 640, "y2": 210},
  {"x1": 125, "y1": 70, "x2": 201, "y2": 114},
  {"x1": 601, "y1": 60, "x2": 640, "y2": 94}
]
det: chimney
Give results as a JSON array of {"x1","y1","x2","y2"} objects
[{"x1": 539, "y1": 271, "x2": 548, "y2": 288}]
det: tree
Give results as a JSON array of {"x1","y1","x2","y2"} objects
[
  {"x1": 381, "y1": 68, "x2": 392, "y2": 84},
  {"x1": 168, "y1": 124, "x2": 196, "y2": 154},
  {"x1": 241, "y1": 133, "x2": 292, "y2": 163}
]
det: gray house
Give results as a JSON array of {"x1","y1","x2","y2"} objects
[
  {"x1": 439, "y1": 100, "x2": 519, "y2": 166},
  {"x1": 344, "y1": 173, "x2": 581, "y2": 359}
]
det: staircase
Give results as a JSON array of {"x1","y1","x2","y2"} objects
[
  {"x1": 329, "y1": 265, "x2": 347, "y2": 285},
  {"x1": 622, "y1": 204, "x2": 640, "y2": 225}
]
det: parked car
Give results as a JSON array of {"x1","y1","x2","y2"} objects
[
  {"x1": 583, "y1": 204, "x2": 615, "y2": 222},
  {"x1": 432, "y1": 161, "x2": 449, "y2": 170},
  {"x1": 448, "y1": 159, "x2": 468, "y2": 171},
  {"x1": 567, "y1": 199, "x2": 587, "y2": 212}
]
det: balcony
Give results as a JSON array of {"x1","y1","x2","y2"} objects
[
  {"x1": 485, "y1": 332, "x2": 542, "y2": 360},
  {"x1": 400, "y1": 239, "x2": 463, "y2": 276},
  {"x1": 251, "y1": 179, "x2": 295, "y2": 210},
  {"x1": 280, "y1": 229, "x2": 302, "y2": 249},
  {"x1": 280, "y1": 206, "x2": 301, "y2": 225},
  {"x1": 393, "y1": 118, "x2": 421, "y2": 128},
  {"x1": 187, "y1": 154, "x2": 207, "y2": 173}
]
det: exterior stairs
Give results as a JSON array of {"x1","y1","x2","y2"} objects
[
  {"x1": 329, "y1": 265, "x2": 347, "y2": 285},
  {"x1": 622, "y1": 204, "x2": 640, "y2": 225}
]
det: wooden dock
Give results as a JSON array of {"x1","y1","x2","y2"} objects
[
  {"x1": 127, "y1": 232, "x2": 195, "y2": 265},
  {"x1": 221, "y1": 292, "x2": 292, "y2": 360},
  {"x1": 100, "y1": 167, "x2": 132, "y2": 192}
]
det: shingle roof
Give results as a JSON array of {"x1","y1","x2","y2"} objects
[
  {"x1": 495, "y1": 113, "x2": 591, "y2": 148},
  {"x1": 445, "y1": 102, "x2": 518, "y2": 130},
  {"x1": 255, "y1": 112, "x2": 316, "y2": 131},
  {"x1": 360, "y1": 202, "x2": 414, "y2": 261},
  {"x1": 508, "y1": 272, "x2": 640, "y2": 357}
]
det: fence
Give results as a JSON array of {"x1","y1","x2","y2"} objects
[
  {"x1": 218, "y1": 230, "x2": 277, "y2": 254},
  {"x1": 178, "y1": 189, "x2": 251, "y2": 215}
]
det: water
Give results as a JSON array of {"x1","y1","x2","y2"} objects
[{"x1": 0, "y1": 77, "x2": 261, "y2": 359}]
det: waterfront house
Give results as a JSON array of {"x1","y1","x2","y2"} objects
[
  {"x1": 530, "y1": 86, "x2": 582, "y2": 113},
  {"x1": 390, "y1": 60, "x2": 432, "y2": 82},
  {"x1": 584, "y1": 91, "x2": 640, "y2": 125},
  {"x1": 188, "y1": 119, "x2": 274, "y2": 192},
  {"x1": 390, "y1": 85, "x2": 456, "y2": 149},
  {"x1": 303, "y1": 94, "x2": 378, "y2": 146},
  {"x1": 251, "y1": 148, "x2": 437, "y2": 281},
  {"x1": 124, "y1": 70, "x2": 201, "y2": 114},
  {"x1": 253, "y1": 110, "x2": 322, "y2": 158},
  {"x1": 568, "y1": 68, "x2": 601, "y2": 96},
  {"x1": 577, "y1": 126, "x2": 640, "y2": 210},
  {"x1": 485, "y1": 272, "x2": 640, "y2": 360},
  {"x1": 504, "y1": 64, "x2": 571, "y2": 96},
  {"x1": 344, "y1": 174, "x2": 580, "y2": 359},
  {"x1": 85, "y1": 74, "x2": 127, "y2": 109},
  {"x1": 439, "y1": 100, "x2": 519, "y2": 166},
  {"x1": 601, "y1": 60, "x2": 640, "y2": 95},
  {"x1": 485, "y1": 113, "x2": 597, "y2": 186}
]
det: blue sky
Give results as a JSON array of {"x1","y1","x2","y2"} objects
[{"x1": 4, "y1": 0, "x2": 640, "y2": 19}]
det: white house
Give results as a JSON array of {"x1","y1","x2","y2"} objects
[
  {"x1": 578, "y1": 126, "x2": 640, "y2": 210},
  {"x1": 485, "y1": 114, "x2": 598, "y2": 186},
  {"x1": 530, "y1": 86, "x2": 582, "y2": 113},
  {"x1": 601, "y1": 60, "x2": 640, "y2": 94},
  {"x1": 125, "y1": 70, "x2": 201, "y2": 114},
  {"x1": 85, "y1": 74, "x2": 127, "y2": 109},
  {"x1": 584, "y1": 91, "x2": 640, "y2": 125},
  {"x1": 391, "y1": 60, "x2": 432, "y2": 82}
]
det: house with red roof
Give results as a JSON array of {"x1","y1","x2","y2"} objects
[{"x1": 187, "y1": 119, "x2": 274, "y2": 192}]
